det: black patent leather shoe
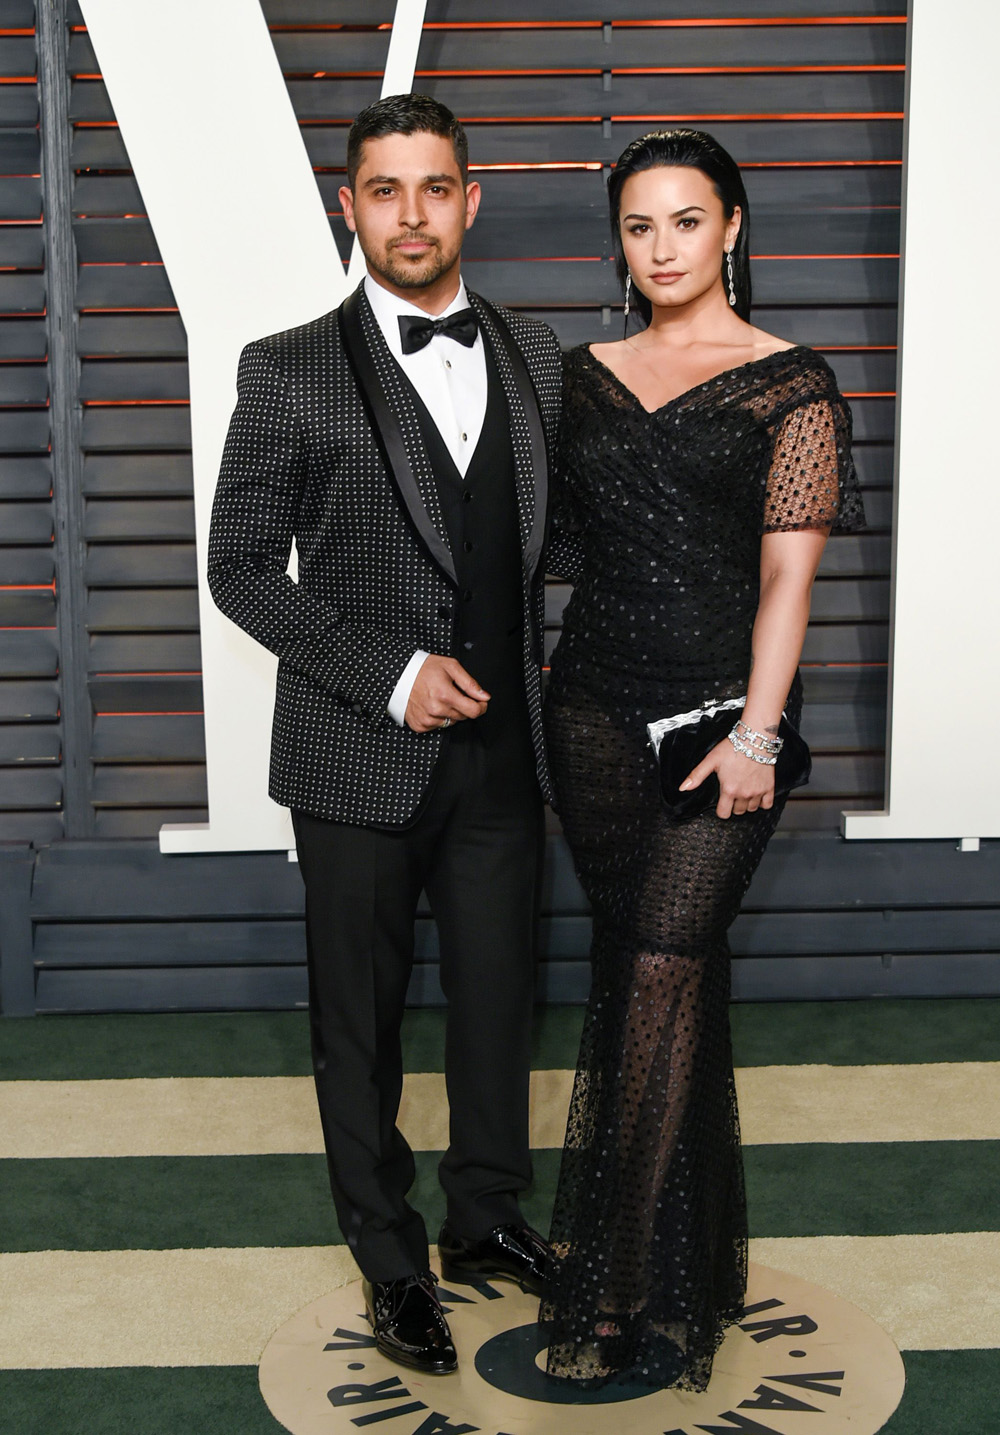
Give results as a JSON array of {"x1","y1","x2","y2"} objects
[
  {"x1": 362, "y1": 1272, "x2": 458, "y2": 1375},
  {"x1": 438, "y1": 1221, "x2": 551, "y2": 1297}
]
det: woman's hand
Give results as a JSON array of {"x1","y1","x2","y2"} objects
[{"x1": 680, "y1": 737, "x2": 775, "y2": 819}]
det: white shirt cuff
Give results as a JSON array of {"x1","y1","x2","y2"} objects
[{"x1": 387, "y1": 650, "x2": 429, "y2": 726}]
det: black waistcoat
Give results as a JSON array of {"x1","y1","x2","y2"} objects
[{"x1": 398, "y1": 339, "x2": 529, "y2": 745}]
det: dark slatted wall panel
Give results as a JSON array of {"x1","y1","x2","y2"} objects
[
  {"x1": 0, "y1": 3, "x2": 62, "y2": 843},
  {"x1": 66, "y1": 0, "x2": 204, "y2": 838},
  {"x1": 56, "y1": 0, "x2": 901, "y2": 843},
  {"x1": 8, "y1": 1, "x2": 994, "y2": 1017}
]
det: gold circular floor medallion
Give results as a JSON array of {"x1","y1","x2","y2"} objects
[{"x1": 259, "y1": 1261, "x2": 905, "y2": 1435}]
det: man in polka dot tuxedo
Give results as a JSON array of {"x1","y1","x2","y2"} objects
[{"x1": 208, "y1": 94, "x2": 570, "y2": 1375}]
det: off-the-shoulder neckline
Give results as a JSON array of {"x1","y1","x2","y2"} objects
[{"x1": 578, "y1": 342, "x2": 813, "y2": 417}]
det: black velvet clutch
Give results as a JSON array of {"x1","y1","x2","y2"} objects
[{"x1": 647, "y1": 698, "x2": 812, "y2": 823}]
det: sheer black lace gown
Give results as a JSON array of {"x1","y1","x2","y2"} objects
[{"x1": 540, "y1": 344, "x2": 864, "y2": 1390}]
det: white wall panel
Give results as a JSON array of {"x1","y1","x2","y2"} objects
[
  {"x1": 78, "y1": 0, "x2": 425, "y2": 851},
  {"x1": 843, "y1": 0, "x2": 1000, "y2": 842}
]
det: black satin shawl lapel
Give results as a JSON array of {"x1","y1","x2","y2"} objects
[
  {"x1": 339, "y1": 287, "x2": 457, "y2": 586},
  {"x1": 469, "y1": 292, "x2": 548, "y2": 581}
]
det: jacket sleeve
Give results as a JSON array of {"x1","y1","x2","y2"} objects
[
  {"x1": 543, "y1": 350, "x2": 587, "y2": 585},
  {"x1": 207, "y1": 339, "x2": 415, "y2": 723},
  {"x1": 545, "y1": 510, "x2": 586, "y2": 585}
]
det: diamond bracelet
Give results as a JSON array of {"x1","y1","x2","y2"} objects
[
  {"x1": 734, "y1": 719, "x2": 783, "y2": 755},
  {"x1": 727, "y1": 730, "x2": 778, "y2": 766}
]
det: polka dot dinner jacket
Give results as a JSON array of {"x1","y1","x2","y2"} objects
[{"x1": 207, "y1": 285, "x2": 562, "y2": 827}]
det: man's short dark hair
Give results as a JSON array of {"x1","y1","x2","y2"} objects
[{"x1": 347, "y1": 93, "x2": 469, "y2": 189}]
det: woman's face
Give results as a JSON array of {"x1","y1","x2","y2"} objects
[{"x1": 618, "y1": 164, "x2": 741, "y2": 313}]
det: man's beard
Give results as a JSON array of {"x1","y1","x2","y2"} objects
[{"x1": 370, "y1": 235, "x2": 458, "y2": 290}]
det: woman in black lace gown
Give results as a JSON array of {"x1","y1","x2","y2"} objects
[{"x1": 540, "y1": 131, "x2": 864, "y2": 1390}]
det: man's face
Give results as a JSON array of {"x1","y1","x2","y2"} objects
[{"x1": 339, "y1": 130, "x2": 480, "y2": 300}]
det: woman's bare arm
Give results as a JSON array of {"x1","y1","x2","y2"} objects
[{"x1": 681, "y1": 527, "x2": 828, "y2": 818}]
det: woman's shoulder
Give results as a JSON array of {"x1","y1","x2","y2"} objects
[
  {"x1": 559, "y1": 342, "x2": 613, "y2": 400},
  {"x1": 750, "y1": 341, "x2": 848, "y2": 416},
  {"x1": 757, "y1": 339, "x2": 840, "y2": 387},
  {"x1": 561, "y1": 341, "x2": 600, "y2": 370}
]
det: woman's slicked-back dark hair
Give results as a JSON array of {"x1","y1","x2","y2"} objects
[
  {"x1": 608, "y1": 129, "x2": 752, "y2": 326},
  {"x1": 347, "y1": 93, "x2": 469, "y2": 189}
]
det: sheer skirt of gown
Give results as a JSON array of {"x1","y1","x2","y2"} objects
[{"x1": 540, "y1": 683, "x2": 796, "y2": 1391}]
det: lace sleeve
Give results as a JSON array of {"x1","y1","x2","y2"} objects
[{"x1": 762, "y1": 389, "x2": 865, "y2": 534}]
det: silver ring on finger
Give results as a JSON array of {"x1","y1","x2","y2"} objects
[{"x1": 440, "y1": 716, "x2": 452, "y2": 729}]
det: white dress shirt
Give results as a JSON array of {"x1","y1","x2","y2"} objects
[{"x1": 363, "y1": 273, "x2": 489, "y2": 725}]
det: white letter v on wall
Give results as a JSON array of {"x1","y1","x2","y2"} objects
[{"x1": 76, "y1": 0, "x2": 424, "y2": 852}]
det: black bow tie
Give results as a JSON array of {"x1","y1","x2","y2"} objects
[{"x1": 398, "y1": 308, "x2": 479, "y2": 355}]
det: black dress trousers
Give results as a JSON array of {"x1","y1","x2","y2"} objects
[
  {"x1": 293, "y1": 719, "x2": 541, "y2": 1282},
  {"x1": 292, "y1": 347, "x2": 543, "y2": 1282}
]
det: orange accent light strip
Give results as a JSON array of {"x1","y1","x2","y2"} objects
[
  {"x1": 468, "y1": 161, "x2": 603, "y2": 171},
  {"x1": 385, "y1": 20, "x2": 602, "y2": 29},
  {"x1": 615, "y1": 15, "x2": 906, "y2": 25},
  {"x1": 612, "y1": 64, "x2": 904, "y2": 75},
  {"x1": 753, "y1": 253, "x2": 899, "y2": 260},
  {"x1": 294, "y1": 64, "x2": 912, "y2": 79},
  {"x1": 609, "y1": 112, "x2": 904, "y2": 123},
  {"x1": 464, "y1": 255, "x2": 603, "y2": 263},
  {"x1": 740, "y1": 161, "x2": 902, "y2": 169},
  {"x1": 442, "y1": 112, "x2": 903, "y2": 124},
  {"x1": 369, "y1": 16, "x2": 906, "y2": 28}
]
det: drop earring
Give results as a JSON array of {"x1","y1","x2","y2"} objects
[
  {"x1": 726, "y1": 247, "x2": 736, "y2": 308},
  {"x1": 623, "y1": 272, "x2": 632, "y2": 317}
]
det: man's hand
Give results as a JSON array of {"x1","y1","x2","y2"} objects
[{"x1": 404, "y1": 654, "x2": 490, "y2": 733}]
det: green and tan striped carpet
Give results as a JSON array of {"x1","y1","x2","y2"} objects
[{"x1": 3, "y1": 999, "x2": 1000, "y2": 1433}]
